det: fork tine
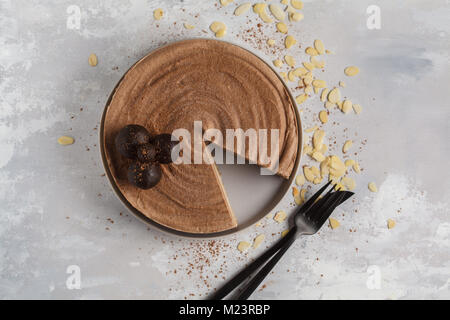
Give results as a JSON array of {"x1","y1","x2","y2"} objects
[
  {"x1": 304, "y1": 185, "x2": 336, "y2": 218},
  {"x1": 316, "y1": 192, "x2": 348, "y2": 227},
  {"x1": 308, "y1": 190, "x2": 343, "y2": 220},
  {"x1": 299, "y1": 180, "x2": 333, "y2": 214}
]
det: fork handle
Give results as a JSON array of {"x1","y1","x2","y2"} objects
[
  {"x1": 235, "y1": 233, "x2": 296, "y2": 300},
  {"x1": 209, "y1": 226, "x2": 297, "y2": 300}
]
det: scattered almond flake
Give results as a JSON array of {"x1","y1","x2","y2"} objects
[
  {"x1": 234, "y1": 3, "x2": 251, "y2": 16},
  {"x1": 320, "y1": 144, "x2": 328, "y2": 154},
  {"x1": 325, "y1": 101, "x2": 335, "y2": 109},
  {"x1": 339, "y1": 81, "x2": 346, "y2": 87},
  {"x1": 325, "y1": 49, "x2": 334, "y2": 54},
  {"x1": 342, "y1": 100, "x2": 352, "y2": 114},
  {"x1": 320, "y1": 158, "x2": 330, "y2": 177},
  {"x1": 344, "y1": 66, "x2": 360, "y2": 76},
  {"x1": 353, "y1": 103, "x2": 363, "y2": 114},
  {"x1": 276, "y1": 22, "x2": 288, "y2": 34},
  {"x1": 267, "y1": 39, "x2": 276, "y2": 47},
  {"x1": 289, "y1": 12, "x2": 304, "y2": 22},
  {"x1": 252, "y1": 234, "x2": 265, "y2": 248},
  {"x1": 329, "y1": 218, "x2": 340, "y2": 229},
  {"x1": 368, "y1": 182, "x2": 378, "y2": 192},
  {"x1": 337, "y1": 100, "x2": 343, "y2": 111},
  {"x1": 300, "y1": 188, "x2": 307, "y2": 201},
  {"x1": 313, "y1": 129, "x2": 325, "y2": 150},
  {"x1": 285, "y1": 35, "x2": 297, "y2": 49},
  {"x1": 88, "y1": 53, "x2": 98, "y2": 67},
  {"x1": 341, "y1": 176, "x2": 356, "y2": 191},
  {"x1": 303, "y1": 166, "x2": 315, "y2": 182},
  {"x1": 329, "y1": 155, "x2": 346, "y2": 178},
  {"x1": 291, "y1": 0, "x2": 304, "y2": 10},
  {"x1": 237, "y1": 241, "x2": 251, "y2": 253},
  {"x1": 305, "y1": 126, "x2": 318, "y2": 133},
  {"x1": 220, "y1": 0, "x2": 234, "y2": 6},
  {"x1": 313, "y1": 177, "x2": 323, "y2": 184},
  {"x1": 314, "y1": 86, "x2": 320, "y2": 94},
  {"x1": 269, "y1": 4, "x2": 285, "y2": 21},
  {"x1": 292, "y1": 186, "x2": 300, "y2": 197},
  {"x1": 183, "y1": 23, "x2": 195, "y2": 29},
  {"x1": 58, "y1": 136, "x2": 74, "y2": 145},
  {"x1": 312, "y1": 151, "x2": 325, "y2": 162},
  {"x1": 342, "y1": 140, "x2": 353, "y2": 153},
  {"x1": 273, "y1": 59, "x2": 283, "y2": 67},
  {"x1": 210, "y1": 21, "x2": 226, "y2": 33},
  {"x1": 328, "y1": 87, "x2": 341, "y2": 104},
  {"x1": 253, "y1": 3, "x2": 266, "y2": 14},
  {"x1": 320, "y1": 88, "x2": 329, "y2": 102},
  {"x1": 274, "y1": 211, "x2": 287, "y2": 223},
  {"x1": 387, "y1": 219, "x2": 396, "y2": 229},
  {"x1": 304, "y1": 85, "x2": 313, "y2": 94},
  {"x1": 280, "y1": 71, "x2": 288, "y2": 81},
  {"x1": 345, "y1": 159, "x2": 355, "y2": 167},
  {"x1": 284, "y1": 55, "x2": 295, "y2": 67},
  {"x1": 303, "y1": 144, "x2": 313, "y2": 155},
  {"x1": 295, "y1": 93, "x2": 307, "y2": 104},
  {"x1": 153, "y1": 8, "x2": 164, "y2": 20},
  {"x1": 281, "y1": 0, "x2": 289, "y2": 4},
  {"x1": 294, "y1": 195, "x2": 303, "y2": 205},
  {"x1": 311, "y1": 56, "x2": 325, "y2": 69},
  {"x1": 288, "y1": 70, "x2": 296, "y2": 82},
  {"x1": 305, "y1": 47, "x2": 319, "y2": 56},
  {"x1": 335, "y1": 182, "x2": 346, "y2": 191},
  {"x1": 312, "y1": 80, "x2": 327, "y2": 88},
  {"x1": 295, "y1": 174, "x2": 305, "y2": 186},
  {"x1": 281, "y1": 229, "x2": 289, "y2": 237},
  {"x1": 258, "y1": 6, "x2": 274, "y2": 23},
  {"x1": 215, "y1": 28, "x2": 227, "y2": 38},
  {"x1": 314, "y1": 39, "x2": 325, "y2": 55},
  {"x1": 319, "y1": 110, "x2": 328, "y2": 124},
  {"x1": 293, "y1": 67, "x2": 308, "y2": 77},
  {"x1": 302, "y1": 61, "x2": 315, "y2": 71},
  {"x1": 302, "y1": 75, "x2": 313, "y2": 86},
  {"x1": 353, "y1": 162, "x2": 361, "y2": 174}
]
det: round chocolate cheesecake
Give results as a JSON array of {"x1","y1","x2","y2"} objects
[{"x1": 103, "y1": 39, "x2": 299, "y2": 234}]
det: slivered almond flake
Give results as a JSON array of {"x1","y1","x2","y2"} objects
[
  {"x1": 183, "y1": 23, "x2": 195, "y2": 29},
  {"x1": 237, "y1": 241, "x2": 250, "y2": 253},
  {"x1": 305, "y1": 47, "x2": 319, "y2": 56},
  {"x1": 329, "y1": 218, "x2": 340, "y2": 229},
  {"x1": 353, "y1": 162, "x2": 361, "y2": 174},
  {"x1": 342, "y1": 100, "x2": 353, "y2": 114},
  {"x1": 210, "y1": 21, "x2": 226, "y2": 33},
  {"x1": 274, "y1": 211, "x2": 287, "y2": 223},
  {"x1": 387, "y1": 219, "x2": 396, "y2": 229},
  {"x1": 303, "y1": 166, "x2": 315, "y2": 182},
  {"x1": 153, "y1": 8, "x2": 164, "y2": 20},
  {"x1": 304, "y1": 85, "x2": 313, "y2": 94},
  {"x1": 314, "y1": 39, "x2": 325, "y2": 55},
  {"x1": 313, "y1": 177, "x2": 322, "y2": 185},
  {"x1": 319, "y1": 110, "x2": 328, "y2": 124},
  {"x1": 313, "y1": 129, "x2": 325, "y2": 150},
  {"x1": 293, "y1": 67, "x2": 308, "y2": 77},
  {"x1": 285, "y1": 55, "x2": 295, "y2": 67},
  {"x1": 294, "y1": 195, "x2": 303, "y2": 205},
  {"x1": 320, "y1": 88, "x2": 329, "y2": 102},
  {"x1": 305, "y1": 125, "x2": 318, "y2": 133},
  {"x1": 320, "y1": 158, "x2": 330, "y2": 177},
  {"x1": 303, "y1": 145, "x2": 313, "y2": 155},
  {"x1": 276, "y1": 22, "x2": 288, "y2": 33},
  {"x1": 302, "y1": 75, "x2": 313, "y2": 85},
  {"x1": 295, "y1": 93, "x2": 308, "y2": 104},
  {"x1": 295, "y1": 174, "x2": 305, "y2": 186},
  {"x1": 234, "y1": 3, "x2": 251, "y2": 16},
  {"x1": 88, "y1": 53, "x2": 98, "y2": 66},
  {"x1": 215, "y1": 28, "x2": 227, "y2": 38},
  {"x1": 220, "y1": 0, "x2": 234, "y2": 6},
  {"x1": 288, "y1": 70, "x2": 296, "y2": 82},
  {"x1": 259, "y1": 10, "x2": 273, "y2": 23},
  {"x1": 342, "y1": 140, "x2": 353, "y2": 153},
  {"x1": 303, "y1": 61, "x2": 314, "y2": 71},
  {"x1": 291, "y1": 0, "x2": 304, "y2": 10},
  {"x1": 353, "y1": 104, "x2": 363, "y2": 114},
  {"x1": 339, "y1": 81, "x2": 346, "y2": 87},
  {"x1": 273, "y1": 59, "x2": 283, "y2": 67},
  {"x1": 312, "y1": 151, "x2": 325, "y2": 162},
  {"x1": 311, "y1": 57, "x2": 325, "y2": 69},
  {"x1": 341, "y1": 176, "x2": 356, "y2": 191},
  {"x1": 269, "y1": 4, "x2": 285, "y2": 21},
  {"x1": 344, "y1": 66, "x2": 360, "y2": 76},
  {"x1": 289, "y1": 12, "x2": 304, "y2": 22},
  {"x1": 253, "y1": 234, "x2": 265, "y2": 248},
  {"x1": 281, "y1": 229, "x2": 289, "y2": 237},
  {"x1": 267, "y1": 39, "x2": 276, "y2": 47},
  {"x1": 325, "y1": 101, "x2": 335, "y2": 109},
  {"x1": 253, "y1": 3, "x2": 266, "y2": 14},
  {"x1": 292, "y1": 186, "x2": 300, "y2": 197},
  {"x1": 280, "y1": 71, "x2": 288, "y2": 81},
  {"x1": 281, "y1": 0, "x2": 289, "y2": 4},
  {"x1": 58, "y1": 136, "x2": 74, "y2": 145},
  {"x1": 285, "y1": 35, "x2": 297, "y2": 49},
  {"x1": 368, "y1": 182, "x2": 378, "y2": 192},
  {"x1": 314, "y1": 86, "x2": 320, "y2": 94},
  {"x1": 312, "y1": 80, "x2": 327, "y2": 88},
  {"x1": 328, "y1": 87, "x2": 341, "y2": 104},
  {"x1": 345, "y1": 159, "x2": 355, "y2": 167},
  {"x1": 300, "y1": 188, "x2": 307, "y2": 202}
]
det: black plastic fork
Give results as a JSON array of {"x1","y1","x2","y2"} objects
[{"x1": 210, "y1": 181, "x2": 354, "y2": 300}]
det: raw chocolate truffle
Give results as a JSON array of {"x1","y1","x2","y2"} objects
[
  {"x1": 115, "y1": 124, "x2": 151, "y2": 159},
  {"x1": 152, "y1": 134, "x2": 180, "y2": 164},
  {"x1": 127, "y1": 162, "x2": 162, "y2": 189},
  {"x1": 136, "y1": 143, "x2": 157, "y2": 163}
]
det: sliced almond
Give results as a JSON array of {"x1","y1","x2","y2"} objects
[
  {"x1": 274, "y1": 210, "x2": 287, "y2": 223},
  {"x1": 341, "y1": 176, "x2": 356, "y2": 191},
  {"x1": 304, "y1": 85, "x2": 313, "y2": 94},
  {"x1": 276, "y1": 22, "x2": 288, "y2": 34},
  {"x1": 88, "y1": 53, "x2": 98, "y2": 67},
  {"x1": 302, "y1": 61, "x2": 314, "y2": 71},
  {"x1": 311, "y1": 56, "x2": 325, "y2": 68},
  {"x1": 210, "y1": 21, "x2": 226, "y2": 33},
  {"x1": 183, "y1": 23, "x2": 195, "y2": 29},
  {"x1": 292, "y1": 186, "x2": 300, "y2": 197},
  {"x1": 329, "y1": 218, "x2": 340, "y2": 229},
  {"x1": 288, "y1": 70, "x2": 296, "y2": 82},
  {"x1": 300, "y1": 188, "x2": 307, "y2": 202},
  {"x1": 153, "y1": 8, "x2": 164, "y2": 20},
  {"x1": 295, "y1": 93, "x2": 308, "y2": 104},
  {"x1": 319, "y1": 110, "x2": 328, "y2": 124},
  {"x1": 325, "y1": 101, "x2": 335, "y2": 109},
  {"x1": 291, "y1": 0, "x2": 304, "y2": 10},
  {"x1": 342, "y1": 100, "x2": 352, "y2": 114},
  {"x1": 285, "y1": 55, "x2": 295, "y2": 67},
  {"x1": 273, "y1": 59, "x2": 283, "y2": 67},
  {"x1": 259, "y1": 9, "x2": 273, "y2": 23},
  {"x1": 215, "y1": 28, "x2": 227, "y2": 38},
  {"x1": 234, "y1": 3, "x2": 251, "y2": 16},
  {"x1": 320, "y1": 88, "x2": 329, "y2": 102},
  {"x1": 353, "y1": 104, "x2": 363, "y2": 114},
  {"x1": 344, "y1": 66, "x2": 360, "y2": 76},
  {"x1": 339, "y1": 81, "x2": 346, "y2": 87},
  {"x1": 303, "y1": 166, "x2": 315, "y2": 182},
  {"x1": 269, "y1": 4, "x2": 285, "y2": 21},
  {"x1": 253, "y1": 3, "x2": 266, "y2": 14},
  {"x1": 353, "y1": 162, "x2": 361, "y2": 174},
  {"x1": 220, "y1": 0, "x2": 234, "y2": 6},
  {"x1": 305, "y1": 125, "x2": 318, "y2": 133},
  {"x1": 281, "y1": 229, "x2": 289, "y2": 237},
  {"x1": 293, "y1": 67, "x2": 308, "y2": 77},
  {"x1": 237, "y1": 241, "x2": 251, "y2": 253},
  {"x1": 295, "y1": 174, "x2": 305, "y2": 186},
  {"x1": 328, "y1": 87, "x2": 341, "y2": 104},
  {"x1": 342, "y1": 140, "x2": 353, "y2": 153},
  {"x1": 305, "y1": 47, "x2": 319, "y2": 56},
  {"x1": 58, "y1": 136, "x2": 74, "y2": 145},
  {"x1": 368, "y1": 182, "x2": 378, "y2": 192},
  {"x1": 285, "y1": 35, "x2": 297, "y2": 49},
  {"x1": 312, "y1": 79, "x2": 327, "y2": 88},
  {"x1": 313, "y1": 129, "x2": 325, "y2": 150},
  {"x1": 289, "y1": 12, "x2": 304, "y2": 22},
  {"x1": 252, "y1": 234, "x2": 265, "y2": 248},
  {"x1": 314, "y1": 39, "x2": 325, "y2": 55},
  {"x1": 267, "y1": 39, "x2": 276, "y2": 47},
  {"x1": 312, "y1": 151, "x2": 325, "y2": 162},
  {"x1": 387, "y1": 219, "x2": 396, "y2": 229},
  {"x1": 345, "y1": 159, "x2": 355, "y2": 167}
]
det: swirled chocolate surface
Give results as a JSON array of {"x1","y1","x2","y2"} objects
[{"x1": 103, "y1": 39, "x2": 299, "y2": 234}]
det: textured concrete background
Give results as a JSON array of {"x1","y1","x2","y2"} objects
[{"x1": 0, "y1": 0, "x2": 449, "y2": 299}]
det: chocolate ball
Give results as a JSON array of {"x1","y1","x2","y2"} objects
[
  {"x1": 127, "y1": 162, "x2": 162, "y2": 190},
  {"x1": 152, "y1": 134, "x2": 180, "y2": 164},
  {"x1": 115, "y1": 124, "x2": 150, "y2": 159},
  {"x1": 136, "y1": 143, "x2": 157, "y2": 163}
]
